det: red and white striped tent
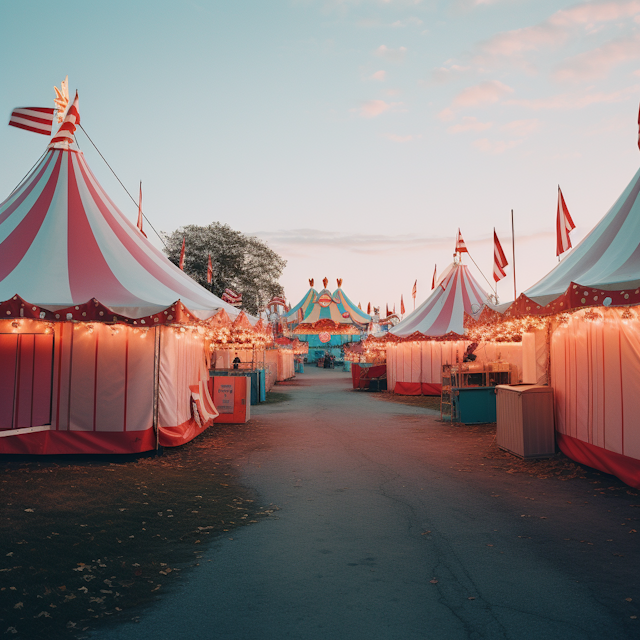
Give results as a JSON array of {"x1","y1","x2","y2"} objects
[
  {"x1": 504, "y1": 165, "x2": 640, "y2": 488},
  {"x1": 390, "y1": 261, "x2": 488, "y2": 339},
  {"x1": 386, "y1": 261, "x2": 506, "y2": 396},
  {"x1": 0, "y1": 99, "x2": 237, "y2": 455}
]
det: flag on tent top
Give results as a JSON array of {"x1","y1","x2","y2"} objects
[
  {"x1": 179, "y1": 237, "x2": 186, "y2": 270},
  {"x1": 400, "y1": 295, "x2": 405, "y2": 315},
  {"x1": 411, "y1": 280, "x2": 417, "y2": 300},
  {"x1": 207, "y1": 254, "x2": 213, "y2": 284},
  {"x1": 431, "y1": 265, "x2": 437, "y2": 290},
  {"x1": 637, "y1": 100, "x2": 640, "y2": 150},
  {"x1": 222, "y1": 288, "x2": 242, "y2": 307},
  {"x1": 455, "y1": 229, "x2": 468, "y2": 253},
  {"x1": 137, "y1": 182, "x2": 147, "y2": 238},
  {"x1": 49, "y1": 91, "x2": 79, "y2": 148},
  {"x1": 386, "y1": 303, "x2": 389, "y2": 317},
  {"x1": 556, "y1": 186, "x2": 576, "y2": 257},
  {"x1": 8, "y1": 107, "x2": 56, "y2": 136},
  {"x1": 493, "y1": 229, "x2": 508, "y2": 282},
  {"x1": 367, "y1": 302, "x2": 371, "y2": 315}
]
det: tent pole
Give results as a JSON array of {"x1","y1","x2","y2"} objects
[
  {"x1": 511, "y1": 209, "x2": 517, "y2": 302},
  {"x1": 152, "y1": 327, "x2": 161, "y2": 452}
]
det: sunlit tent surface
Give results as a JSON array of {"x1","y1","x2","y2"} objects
[
  {"x1": 0, "y1": 97, "x2": 231, "y2": 454},
  {"x1": 506, "y1": 166, "x2": 640, "y2": 488}
]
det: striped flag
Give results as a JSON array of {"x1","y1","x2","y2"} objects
[
  {"x1": 207, "y1": 253, "x2": 213, "y2": 284},
  {"x1": 9, "y1": 107, "x2": 56, "y2": 136},
  {"x1": 400, "y1": 295, "x2": 405, "y2": 315},
  {"x1": 556, "y1": 186, "x2": 576, "y2": 257},
  {"x1": 137, "y1": 182, "x2": 147, "y2": 238},
  {"x1": 49, "y1": 91, "x2": 79, "y2": 147},
  {"x1": 411, "y1": 280, "x2": 417, "y2": 299},
  {"x1": 431, "y1": 264, "x2": 437, "y2": 290},
  {"x1": 493, "y1": 229, "x2": 508, "y2": 282},
  {"x1": 455, "y1": 229, "x2": 468, "y2": 253},
  {"x1": 222, "y1": 288, "x2": 242, "y2": 306},
  {"x1": 179, "y1": 237, "x2": 185, "y2": 270}
]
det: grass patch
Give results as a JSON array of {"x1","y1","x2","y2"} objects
[
  {"x1": 263, "y1": 392, "x2": 291, "y2": 405},
  {"x1": 0, "y1": 424, "x2": 273, "y2": 639}
]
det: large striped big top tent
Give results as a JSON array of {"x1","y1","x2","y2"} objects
[
  {"x1": 504, "y1": 165, "x2": 640, "y2": 488},
  {"x1": 0, "y1": 95, "x2": 230, "y2": 455},
  {"x1": 391, "y1": 261, "x2": 489, "y2": 338}
]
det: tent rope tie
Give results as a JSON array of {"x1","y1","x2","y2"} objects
[{"x1": 77, "y1": 124, "x2": 168, "y2": 250}]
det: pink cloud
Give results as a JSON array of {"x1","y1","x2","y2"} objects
[
  {"x1": 501, "y1": 119, "x2": 540, "y2": 137},
  {"x1": 473, "y1": 138, "x2": 523, "y2": 154},
  {"x1": 452, "y1": 80, "x2": 513, "y2": 107},
  {"x1": 554, "y1": 33, "x2": 640, "y2": 82},
  {"x1": 371, "y1": 70, "x2": 386, "y2": 81},
  {"x1": 355, "y1": 99, "x2": 404, "y2": 118},
  {"x1": 447, "y1": 116, "x2": 493, "y2": 133},
  {"x1": 505, "y1": 84, "x2": 640, "y2": 109},
  {"x1": 382, "y1": 133, "x2": 417, "y2": 142},
  {"x1": 375, "y1": 45, "x2": 408, "y2": 61}
]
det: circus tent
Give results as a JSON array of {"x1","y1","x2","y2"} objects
[
  {"x1": 504, "y1": 165, "x2": 640, "y2": 488},
  {"x1": 285, "y1": 278, "x2": 371, "y2": 362},
  {"x1": 0, "y1": 92, "x2": 228, "y2": 455},
  {"x1": 386, "y1": 258, "x2": 524, "y2": 395}
]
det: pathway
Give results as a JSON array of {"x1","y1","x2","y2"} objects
[{"x1": 94, "y1": 368, "x2": 639, "y2": 640}]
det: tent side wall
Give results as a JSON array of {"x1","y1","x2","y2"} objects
[
  {"x1": 0, "y1": 322, "x2": 156, "y2": 454},
  {"x1": 550, "y1": 309, "x2": 640, "y2": 488},
  {"x1": 387, "y1": 341, "x2": 525, "y2": 396},
  {"x1": 157, "y1": 326, "x2": 215, "y2": 447}
]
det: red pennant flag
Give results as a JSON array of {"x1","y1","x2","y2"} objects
[
  {"x1": 400, "y1": 295, "x2": 405, "y2": 315},
  {"x1": 386, "y1": 303, "x2": 389, "y2": 317},
  {"x1": 179, "y1": 237, "x2": 185, "y2": 270},
  {"x1": 493, "y1": 229, "x2": 508, "y2": 282},
  {"x1": 137, "y1": 181, "x2": 147, "y2": 238},
  {"x1": 367, "y1": 302, "x2": 371, "y2": 315},
  {"x1": 556, "y1": 186, "x2": 576, "y2": 257},
  {"x1": 9, "y1": 107, "x2": 55, "y2": 136},
  {"x1": 455, "y1": 229, "x2": 468, "y2": 253},
  {"x1": 207, "y1": 253, "x2": 213, "y2": 284},
  {"x1": 431, "y1": 264, "x2": 437, "y2": 290},
  {"x1": 411, "y1": 280, "x2": 417, "y2": 299}
]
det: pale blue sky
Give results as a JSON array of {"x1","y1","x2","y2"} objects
[{"x1": 2, "y1": 0, "x2": 640, "y2": 310}]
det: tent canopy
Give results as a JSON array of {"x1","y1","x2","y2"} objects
[
  {"x1": 391, "y1": 262, "x2": 488, "y2": 338},
  {"x1": 0, "y1": 138, "x2": 243, "y2": 322},
  {"x1": 521, "y1": 166, "x2": 640, "y2": 311}
]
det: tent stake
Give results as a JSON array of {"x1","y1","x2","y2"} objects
[{"x1": 511, "y1": 209, "x2": 517, "y2": 301}]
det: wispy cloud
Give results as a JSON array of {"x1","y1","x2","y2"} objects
[
  {"x1": 353, "y1": 99, "x2": 405, "y2": 118},
  {"x1": 473, "y1": 138, "x2": 523, "y2": 154},
  {"x1": 452, "y1": 80, "x2": 514, "y2": 107},
  {"x1": 375, "y1": 44, "x2": 408, "y2": 61},
  {"x1": 447, "y1": 116, "x2": 493, "y2": 133},
  {"x1": 554, "y1": 33, "x2": 640, "y2": 82},
  {"x1": 370, "y1": 70, "x2": 387, "y2": 81},
  {"x1": 430, "y1": 64, "x2": 472, "y2": 84},
  {"x1": 252, "y1": 227, "x2": 555, "y2": 257},
  {"x1": 382, "y1": 132, "x2": 418, "y2": 142},
  {"x1": 505, "y1": 84, "x2": 640, "y2": 109},
  {"x1": 391, "y1": 17, "x2": 423, "y2": 27},
  {"x1": 501, "y1": 118, "x2": 540, "y2": 136}
]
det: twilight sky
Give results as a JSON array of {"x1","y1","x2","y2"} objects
[{"x1": 1, "y1": 0, "x2": 640, "y2": 312}]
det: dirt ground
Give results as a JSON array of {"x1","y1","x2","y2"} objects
[{"x1": 2, "y1": 387, "x2": 638, "y2": 639}]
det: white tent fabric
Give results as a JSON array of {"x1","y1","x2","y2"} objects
[
  {"x1": 0, "y1": 147, "x2": 242, "y2": 320},
  {"x1": 391, "y1": 262, "x2": 489, "y2": 338}
]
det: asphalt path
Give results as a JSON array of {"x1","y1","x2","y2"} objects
[{"x1": 94, "y1": 368, "x2": 639, "y2": 640}]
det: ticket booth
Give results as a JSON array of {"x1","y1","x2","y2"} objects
[{"x1": 210, "y1": 376, "x2": 251, "y2": 424}]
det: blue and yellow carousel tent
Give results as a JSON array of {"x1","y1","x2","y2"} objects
[{"x1": 285, "y1": 278, "x2": 371, "y2": 362}]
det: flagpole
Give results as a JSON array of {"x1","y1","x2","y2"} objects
[{"x1": 511, "y1": 209, "x2": 517, "y2": 301}]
